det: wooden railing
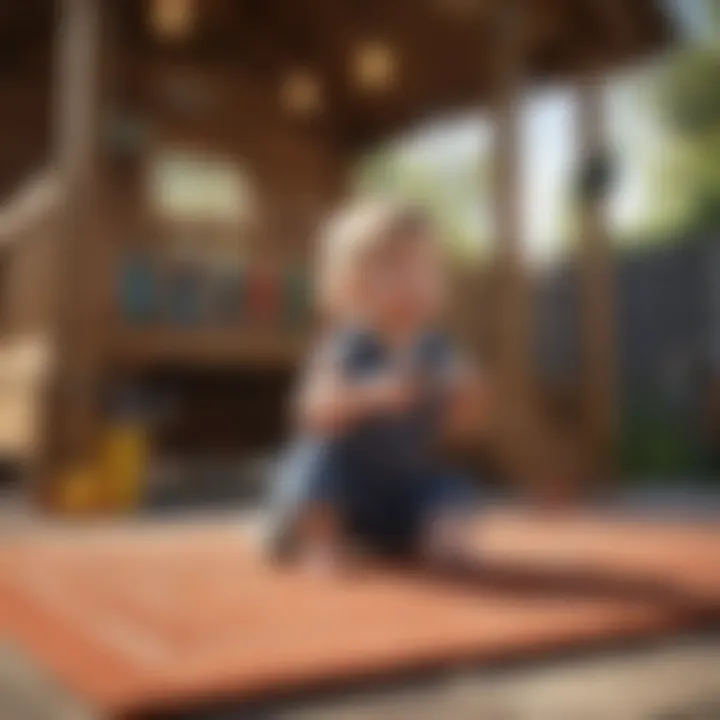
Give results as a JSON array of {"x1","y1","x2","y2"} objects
[
  {"x1": 0, "y1": 172, "x2": 61, "y2": 248},
  {"x1": 0, "y1": 170, "x2": 60, "y2": 460}
]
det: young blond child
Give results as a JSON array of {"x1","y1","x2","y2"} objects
[{"x1": 265, "y1": 199, "x2": 482, "y2": 569}]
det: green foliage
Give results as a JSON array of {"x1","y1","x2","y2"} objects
[
  {"x1": 651, "y1": 1, "x2": 720, "y2": 230},
  {"x1": 619, "y1": 416, "x2": 697, "y2": 476},
  {"x1": 659, "y1": 48, "x2": 720, "y2": 136}
]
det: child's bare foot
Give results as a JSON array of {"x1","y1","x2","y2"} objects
[
  {"x1": 299, "y1": 541, "x2": 348, "y2": 576},
  {"x1": 299, "y1": 539, "x2": 372, "y2": 576},
  {"x1": 421, "y1": 515, "x2": 476, "y2": 569}
]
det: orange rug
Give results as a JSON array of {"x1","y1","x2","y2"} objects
[
  {"x1": 479, "y1": 512, "x2": 720, "y2": 604},
  {"x1": 0, "y1": 516, "x2": 717, "y2": 718}
]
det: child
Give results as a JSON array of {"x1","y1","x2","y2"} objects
[{"x1": 265, "y1": 199, "x2": 482, "y2": 569}]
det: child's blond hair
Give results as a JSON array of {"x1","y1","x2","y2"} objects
[{"x1": 316, "y1": 198, "x2": 433, "y2": 318}]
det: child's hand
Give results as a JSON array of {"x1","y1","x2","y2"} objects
[
  {"x1": 297, "y1": 370, "x2": 418, "y2": 434},
  {"x1": 365, "y1": 373, "x2": 417, "y2": 415},
  {"x1": 441, "y1": 370, "x2": 486, "y2": 444}
]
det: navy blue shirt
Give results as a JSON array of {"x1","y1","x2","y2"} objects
[{"x1": 322, "y1": 327, "x2": 456, "y2": 480}]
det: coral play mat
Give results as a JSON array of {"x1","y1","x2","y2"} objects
[{"x1": 1, "y1": 513, "x2": 718, "y2": 718}]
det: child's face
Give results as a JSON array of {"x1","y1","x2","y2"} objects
[{"x1": 358, "y1": 233, "x2": 446, "y2": 334}]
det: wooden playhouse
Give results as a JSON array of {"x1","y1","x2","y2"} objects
[{"x1": 0, "y1": 0, "x2": 670, "y2": 509}]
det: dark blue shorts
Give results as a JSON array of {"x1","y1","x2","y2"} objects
[{"x1": 269, "y1": 441, "x2": 475, "y2": 556}]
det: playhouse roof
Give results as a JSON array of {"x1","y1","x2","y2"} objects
[
  {"x1": 119, "y1": 0, "x2": 671, "y2": 145},
  {"x1": 3, "y1": 0, "x2": 671, "y2": 148}
]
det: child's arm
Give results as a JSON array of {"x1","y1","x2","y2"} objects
[
  {"x1": 435, "y1": 347, "x2": 487, "y2": 444},
  {"x1": 294, "y1": 345, "x2": 414, "y2": 435},
  {"x1": 442, "y1": 365, "x2": 486, "y2": 440}
]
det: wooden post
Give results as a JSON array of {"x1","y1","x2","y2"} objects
[
  {"x1": 490, "y1": 0, "x2": 534, "y2": 467},
  {"x1": 577, "y1": 76, "x2": 615, "y2": 473},
  {"x1": 40, "y1": 0, "x2": 104, "y2": 504}
]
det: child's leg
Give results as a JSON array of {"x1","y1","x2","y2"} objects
[{"x1": 263, "y1": 442, "x2": 348, "y2": 568}]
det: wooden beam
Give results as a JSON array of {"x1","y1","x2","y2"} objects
[
  {"x1": 205, "y1": 0, "x2": 294, "y2": 83},
  {"x1": 488, "y1": 0, "x2": 562, "y2": 494},
  {"x1": 0, "y1": 172, "x2": 61, "y2": 245},
  {"x1": 585, "y1": 0, "x2": 634, "y2": 55},
  {"x1": 165, "y1": 0, "x2": 353, "y2": 150},
  {"x1": 0, "y1": 0, "x2": 54, "y2": 65},
  {"x1": 39, "y1": 0, "x2": 106, "y2": 505},
  {"x1": 490, "y1": 0, "x2": 530, "y2": 393},
  {"x1": 55, "y1": 0, "x2": 101, "y2": 190},
  {"x1": 117, "y1": 0, "x2": 294, "y2": 103},
  {"x1": 249, "y1": 0, "x2": 366, "y2": 145},
  {"x1": 577, "y1": 75, "x2": 616, "y2": 473}
]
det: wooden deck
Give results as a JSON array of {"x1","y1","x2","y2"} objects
[{"x1": 0, "y1": 513, "x2": 718, "y2": 719}]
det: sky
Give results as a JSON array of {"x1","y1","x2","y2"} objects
[{"x1": 374, "y1": 0, "x2": 702, "y2": 265}]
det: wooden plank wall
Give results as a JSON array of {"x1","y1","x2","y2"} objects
[{"x1": 113, "y1": 59, "x2": 348, "y2": 262}]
